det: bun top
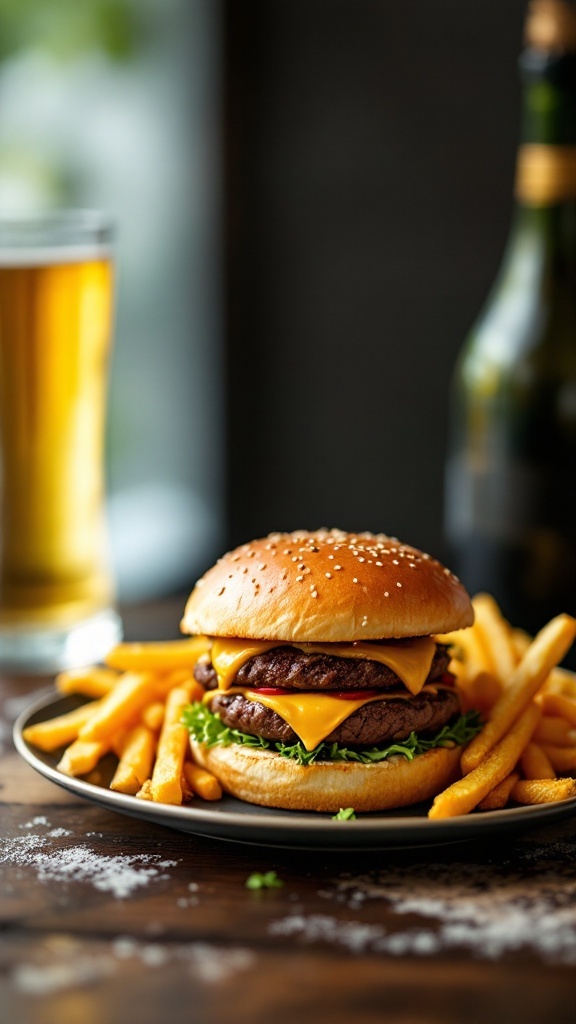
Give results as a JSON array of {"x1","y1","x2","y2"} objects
[{"x1": 181, "y1": 529, "x2": 474, "y2": 641}]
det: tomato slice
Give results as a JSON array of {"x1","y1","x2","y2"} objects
[
  {"x1": 250, "y1": 687, "x2": 292, "y2": 696},
  {"x1": 247, "y1": 687, "x2": 382, "y2": 700},
  {"x1": 330, "y1": 689, "x2": 382, "y2": 700}
]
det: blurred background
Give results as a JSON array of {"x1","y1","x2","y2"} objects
[{"x1": 0, "y1": 0, "x2": 527, "y2": 608}]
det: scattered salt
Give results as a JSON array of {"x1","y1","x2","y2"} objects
[
  {"x1": 273, "y1": 842, "x2": 576, "y2": 965},
  {"x1": 1, "y1": 830, "x2": 177, "y2": 899},
  {"x1": 11, "y1": 936, "x2": 256, "y2": 995}
]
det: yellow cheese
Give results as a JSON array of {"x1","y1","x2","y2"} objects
[
  {"x1": 209, "y1": 635, "x2": 436, "y2": 695},
  {"x1": 242, "y1": 689, "x2": 406, "y2": 751}
]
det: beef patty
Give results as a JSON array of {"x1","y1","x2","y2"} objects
[
  {"x1": 208, "y1": 685, "x2": 460, "y2": 747},
  {"x1": 195, "y1": 641, "x2": 451, "y2": 692}
]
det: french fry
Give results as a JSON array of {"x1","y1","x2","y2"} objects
[
  {"x1": 105, "y1": 637, "x2": 210, "y2": 673},
  {"x1": 22, "y1": 700, "x2": 102, "y2": 752},
  {"x1": 477, "y1": 771, "x2": 520, "y2": 810},
  {"x1": 533, "y1": 715, "x2": 576, "y2": 747},
  {"x1": 162, "y1": 670, "x2": 204, "y2": 703},
  {"x1": 55, "y1": 667, "x2": 119, "y2": 698},
  {"x1": 136, "y1": 779, "x2": 153, "y2": 801},
  {"x1": 457, "y1": 670, "x2": 501, "y2": 716},
  {"x1": 511, "y1": 628, "x2": 531, "y2": 661},
  {"x1": 110, "y1": 724, "x2": 157, "y2": 795},
  {"x1": 520, "y1": 742, "x2": 556, "y2": 780},
  {"x1": 78, "y1": 672, "x2": 171, "y2": 743},
  {"x1": 429, "y1": 702, "x2": 541, "y2": 819},
  {"x1": 183, "y1": 759, "x2": 223, "y2": 801},
  {"x1": 539, "y1": 692, "x2": 576, "y2": 728},
  {"x1": 511, "y1": 778, "x2": 576, "y2": 804},
  {"x1": 461, "y1": 614, "x2": 576, "y2": 774},
  {"x1": 141, "y1": 701, "x2": 166, "y2": 732},
  {"x1": 471, "y1": 593, "x2": 517, "y2": 684},
  {"x1": 149, "y1": 684, "x2": 195, "y2": 804},
  {"x1": 540, "y1": 744, "x2": 576, "y2": 774},
  {"x1": 539, "y1": 666, "x2": 576, "y2": 699},
  {"x1": 57, "y1": 737, "x2": 109, "y2": 777}
]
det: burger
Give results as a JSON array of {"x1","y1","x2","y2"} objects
[{"x1": 181, "y1": 529, "x2": 477, "y2": 813}]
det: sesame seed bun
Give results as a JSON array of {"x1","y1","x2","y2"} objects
[
  {"x1": 181, "y1": 529, "x2": 473, "y2": 641},
  {"x1": 189, "y1": 738, "x2": 463, "y2": 812}
]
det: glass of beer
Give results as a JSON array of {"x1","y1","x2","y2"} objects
[{"x1": 0, "y1": 211, "x2": 122, "y2": 671}]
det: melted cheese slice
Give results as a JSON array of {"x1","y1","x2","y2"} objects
[
  {"x1": 243, "y1": 688, "x2": 435, "y2": 752},
  {"x1": 209, "y1": 635, "x2": 435, "y2": 695}
]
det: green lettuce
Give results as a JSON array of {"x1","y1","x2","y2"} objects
[{"x1": 183, "y1": 701, "x2": 482, "y2": 768}]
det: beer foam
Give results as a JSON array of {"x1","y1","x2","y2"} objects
[{"x1": 0, "y1": 244, "x2": 112, "y2": 267}]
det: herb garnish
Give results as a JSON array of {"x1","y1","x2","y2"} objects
[
  {"x1": 245, "y1": 871, "x2": 284, "y2": 890},
  {"x1": 332, "y1": 807, "x2": 357, "y2": 821},
  {"x1": 183, "y1": 703, "x2": 482, "y2": 766}
]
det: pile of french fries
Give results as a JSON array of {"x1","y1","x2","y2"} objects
[
  {"x1": 22, "y1": 636, "x2": 224, "y2": 805},
  {"x1": 22, "y1": 594, "x2": 576, "y2": 819},
  {"x1": 429, "y1": 595, "x2": 576, "y2": 818}
]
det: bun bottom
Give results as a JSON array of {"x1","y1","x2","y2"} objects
[{"x1": 189, "y1": 740, "x2": 462, "y2": 812}]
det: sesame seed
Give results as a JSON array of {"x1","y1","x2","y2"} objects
[
  {"x1": 311, "y1": 591, "x2": 318, "y2": 598},
  {"x1": 325, "y1": 572, "x2": 332, "y2": 578},
  {"x1": 358, "y1": 556, "x2": 365, "y2": 563},
  {"x1": 296, "y1": 575, "x2": 303, "y2": 582},
  {"x1": 291, "y1": 556, "x2": 298, "y2": 562},
  {"x1": 397, "y1": 582, "x2": 402, "y2": 588},
  {"x1": 384, "y1": 591, "x2": 389, "y2": 597},
  {"x1": 375, "y1": 561, "x2": 383, "y2": 567},
  {"x1": 409, "y1": 563, "x2": 416, "y2": 568},
  {"x1": 392, "y1": 560, "x2": 399, "y2": 565},
  {"x1": 218, "y1": 587, "x2": 225, "y2": 596},
  {"x1": 328, "y1": 554, "x2": 334, "y2": 560},
  {"x1": 352, "y1": 577, "x2": 358, "y2": 584},
  {"x1": 258, "y1": 563, "x2": 267, "y2": 570},
  {"x1": 334, "y1": 565, "x2": 342, "y2": 571}
]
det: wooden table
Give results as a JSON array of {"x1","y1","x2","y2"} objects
[{"x1": 2, "y1": 602, "x2": 576, "y2": 1024}]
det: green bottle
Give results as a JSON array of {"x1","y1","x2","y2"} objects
[{"x1": 445, "y1": 0, "x2": 576, "y2": 638}]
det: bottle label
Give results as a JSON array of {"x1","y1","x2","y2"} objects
[{"x1": 515, "y1": 144, "x2": 576, "y2": 204}]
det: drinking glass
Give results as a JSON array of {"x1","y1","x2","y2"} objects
[{"x1": 0, "y1": 211, "x2": 122, "y2": 671}]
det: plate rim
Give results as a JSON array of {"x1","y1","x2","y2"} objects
[{"x1": 12, "y1": 688, "x2": 576, "y2": 845}]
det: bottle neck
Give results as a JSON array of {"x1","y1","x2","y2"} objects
[{"x1": 514, "y1": 52, "x2": 576, "y2": 205}]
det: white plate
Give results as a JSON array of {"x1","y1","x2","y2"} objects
[{"x1": 13, "y1": 690, "x2": 576, "y2": 850}]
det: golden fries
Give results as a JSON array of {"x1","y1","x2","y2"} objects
[
  {"x1": 183, "y1": 759, "x2": 223, "y2": 801},
  {"x1": 22, "y1": 700, "x2": 102, "y2": 752},
  {"x1": 22, "y1": 631, "x2": 223, "y2": 807},
  {"x1": 57, "y1": 737, "x2": 110, "y2": 777},
  {"x1": 105, "y1": 637, "x2": 210, "y2": 673},
  {"x1": 533, "y1": 715, "x2": 576, "y2": 747},
  {"x1": 520, "y1": 742, "x2": 556, "y2": 780},
  {"x1": 110, "y1": 724, "x2": 157, "y2": 795},
  {"x1": 78, "y1": 672, "x2": 166, "y2": 743},
  {"x1": 511, "y1": 778, "x2": 576, "y2": 804},
  {"x1": 471, "y1": 593, "x2": 518, "y2": 683},
  {"x1": 429, "y1": 702, "x2": 541, "y2": 819},
  {"x1": 55, "y1": 667, "x2": 119, "y2": 698},
  {"x1": 477, "y1": 771, "x2": 520, "y2": 811},
  {"x1": 149, "y1": 684, "x2": 196, "y2": 804},
  {"x1": 461, "y1": 614, "x2": 576, "y2": 774}
]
